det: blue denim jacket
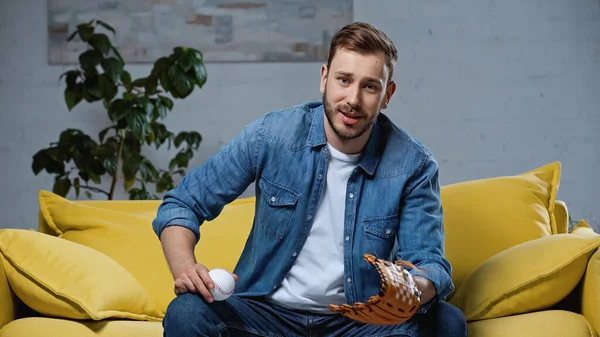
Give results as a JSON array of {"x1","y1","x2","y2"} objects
[{"x1": 152, "y1": 101, "x2": 454, "y2": 313}]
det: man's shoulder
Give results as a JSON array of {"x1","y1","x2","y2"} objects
[
  {"x1": 378, "y1": 114, "x2": 439, "y2": 170},
  {"x1": 262, "y1": 101, "x2": 320, "y2": 121},
  {"x1": 256, "y1": 101, "x2": 322, "y2": 148}
]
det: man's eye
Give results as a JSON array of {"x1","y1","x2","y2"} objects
[{"x1": 338, "y1": 78, "x2": 349, "y2": 84}]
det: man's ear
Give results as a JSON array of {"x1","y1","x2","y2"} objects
[
  {"x1": 320, "y1": 64, "x2": 328, "y2": 94},
  {"x1": 381, "y1": 81, "x2": 396, "y2": 109}
]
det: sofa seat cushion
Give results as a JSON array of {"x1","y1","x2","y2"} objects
[
  {"x1": 441, "y1": 161, "x2": 561, "y2": 291},
  {"x1": 0, "y1": 317, "x2": 163, "y2": 337},
  {"x1": 467, "y1": 310, "x2": 597, "y2": 337}
]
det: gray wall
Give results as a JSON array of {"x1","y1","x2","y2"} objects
[{"x1": 1, "y1": 0, "x2": 598, "y2": 231}]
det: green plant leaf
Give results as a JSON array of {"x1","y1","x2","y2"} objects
[
  {"x1": 84, "y1": 75, "x2": 102, "y2": 99},
  {"x1": 64, "y1": 87, "x2": 81, "y2": 110},
  {"x1": 127, "y1": 108, "x2": 148, "y2": 139},
  {"x1": 168, "y1": 65, "x2": 192, "y2": 98},
  {"x1": 176, "y1": 48, "x2": 196, "y2": 72},
  {"x1": 101, "y1": 57, "x2": 123, "y2": 83},
  {"x1": 85, "y1": 191, "x2": 93, "y2": 199},
  {"x1": 99, "y1": 74, "x2": 118, "y2": 100},
  {"x1": 154, "y1": 101, "x2": 169, "y2": 120},
  {"x1": 187, "y1": 131, "x2": 202, "y2": 149},
  {"x1": 169, "y1": 151, "x2": 189, "y2": 171},
  {"x1": 174, "y1": 131, "x2": 188, "y2": 148},
  {"x1": 89, "y1": 33, "x2": 111, "y2": 55},
  {"x1": 96, "y1": 20, "x2": 116, "y2": 35},
  {"x1": 139, "y1": 159, "x2": 159, "y2": 181},
  {"x1": 53, "y1": 177, "x2": 72, "y2": 197},
  {"x1": 156, "y1": 172, "x2": 174, "y2": 193},
  {"x1": 110, "y1": 46, "x2": 124, "y2": 64},
  {"x1": 137, "y1": 97, "x2": 154, "y2": 115},
  {"x1": 103, "y1": 156, "x2": 118, "y2": 175},
  {"x1": 77, "y1": 23, "x2": 94, "y2": 42},
  {"x1": 60, "y1": 70, "x2": 80, "y2": 88},
  {"x1": 121, "y1": 71, "x2": 132, "y2": 90},
  {"x1": 128, "y1": 188, "x2": 158, "y2": 200},
  {"x1": 89, "y1": 173, "x2": 101, "y2": 185},
  {"x1": 79, "y1": 49, "x2": 103, "y2": 71},
  {"x1": 108, "y1": 99, "x2": 131, "y2": 121},
  {"x1": 144, "y1": 74, "x2": 158, "y2": 95},
  {"x1": 193, "y1": 62, "x2": 207, "y2": 88},
  {"x1": 151, "y1": 57, "x2": 171, "y2": 76},
  {"x1": 158, "y1": 95, "x2": 174, "y2": 110},
  {"x1": 99, "y1": 126, "x2": 114, "y2": 143},
  {"x1": 73, "y1": 177, "x2": 81, "y2": 198}
]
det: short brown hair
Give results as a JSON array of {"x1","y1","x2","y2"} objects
[{"x1": 327, "y1": 22, "x2": 398, "y2": 83}]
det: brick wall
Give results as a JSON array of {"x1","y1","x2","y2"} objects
[{"x1": 0, "y1": 0, "x2": 598, "y2": 230}]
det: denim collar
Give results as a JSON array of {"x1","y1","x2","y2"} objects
[{"x1": 306, "y1": 102, "x2": 381, "y2": 177}]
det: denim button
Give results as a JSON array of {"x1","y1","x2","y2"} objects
[
  {"x1": 318, "y1": 174, "x2": 323, "y2": 180},
  {"x1": 270, "y1": 196, "x2": 276, "y2": 202},
  {"x1": 292, "y1": 252, "x2": 297, "y2": 257},
  {"x1": 306, "y1": 215, "x2": 312, "y2": 220},
  {"x1": 348, "y1": 193, "x2": 354, "y2": 199},
  {"x1": 347, "y1": 278, "x2": 352, "y2": 283},
  {"x1": 345, "y1": 236, "x2": 350, "y2": 241}
]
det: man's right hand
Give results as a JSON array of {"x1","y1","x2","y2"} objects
[{"x1": 174, "y1": 263, "x2": 238, "y2": 303}]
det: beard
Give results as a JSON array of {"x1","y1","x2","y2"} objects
[{"x1": 323, "y1": 90, "x2": 374, "y2": 140}]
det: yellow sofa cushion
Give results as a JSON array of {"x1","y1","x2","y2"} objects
[
  {"x1": 134, "y1": 197, "x2": 255, "y2": 273},
  {"x1": 571, "y1": 219, "x2": 599, "y2": 237},
  {"x1": 38, "y1": 190, "x2": 175, "y2": 313},
  {"x1": 0, "y1": 229, "x2": 162, "y2": 322},
  {"x1": 450, "y1": 233, "x2": 600, "y2": 321},
  {"x1": 467, "y1": 310, "x2": 598, "y2": 337},
  {"x1": 441, "y1": 161, "x2": 561, "y2": 291},
  {"x1": 0, "y1": 317, "x2": 163, "y2": 337}
]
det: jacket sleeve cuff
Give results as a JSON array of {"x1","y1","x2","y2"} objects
[
  {"x1": 411, "y1": 263, "x2": 455, "y2": 314},
  {"x1": 152, "y1": 206, "x2": 201, "y2": 243}
]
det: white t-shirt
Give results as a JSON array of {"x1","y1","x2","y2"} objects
[{"x1": 268, "y1": 143, "x2": 361, "y2": 313}]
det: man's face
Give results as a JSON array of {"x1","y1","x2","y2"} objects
[{"x1": 320, "y1": 48, "x2": 395, "y2": 142}]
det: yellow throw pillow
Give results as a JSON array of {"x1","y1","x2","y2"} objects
[
  {"x1": 450, "y1": 233, "x2": 600, "y2": 321},
  {"x1": 0, "y1": 229, "x2": 163, "y2": 321},
  {"x1": 441, "y1": 161, "x2": 561, "y2": 292},
  {"x1": 38, "y1": 190, "x2": 175, "y2": 313},
  {"x1": 571, "y1": 219, "x2": 599, "y2": 238}
]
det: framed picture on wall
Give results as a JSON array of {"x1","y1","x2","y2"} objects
[{"x1": 47, "y1": 0, "x2": 354, "y2": 64}]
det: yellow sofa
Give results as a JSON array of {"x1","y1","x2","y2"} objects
[{"x1": 0, "y1": 161, "x2": 599, "y2": 337}]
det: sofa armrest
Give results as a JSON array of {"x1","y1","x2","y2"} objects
[
  {"x1": 554, "y1": 200, "x2": 569, "y2": 234},
  {"x1": 0, "y1": 256, "x2": 16, "y2": 330},
  {"x1": 582, "y1": 247, "x2": 600, "y2": 336}
]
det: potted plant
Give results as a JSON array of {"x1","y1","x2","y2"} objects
[{"x1": 32, "y1": 19, "x2": 206, "y2": 200}]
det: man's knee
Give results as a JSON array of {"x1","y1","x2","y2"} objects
[
  {"x1": 163, "y1": 293, "x2": 222, "y2": 337},
  {"x1": 431, "y1": 301, "x2": 467, "y2": 337}
]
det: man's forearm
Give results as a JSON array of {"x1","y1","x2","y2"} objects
[
  {"x1": 160, "y1": 226, "x2": 198, "y2": 279},
  {"x1": 414, "y1": 276, "x2": 436, "y2": 304}
]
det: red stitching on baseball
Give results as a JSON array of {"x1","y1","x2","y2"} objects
[{"x1": 213, "y1": 282, "x2": 233, "y2": 296}]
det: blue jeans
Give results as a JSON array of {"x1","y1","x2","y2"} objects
[{"x1": 163, "y1": 293, "x2": 467, "y2": 337}]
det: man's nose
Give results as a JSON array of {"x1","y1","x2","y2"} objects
[{"x1": 346, "y1": 85, "x2": 360, "y2": 108}]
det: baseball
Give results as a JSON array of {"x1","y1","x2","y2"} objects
[{"x1": 208, "y1": 268, "x2": 235, "y2": 301}]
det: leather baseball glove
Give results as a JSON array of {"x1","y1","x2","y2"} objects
[{"x1": 328, "y1": 253, "x2": 422, "y2": 325}]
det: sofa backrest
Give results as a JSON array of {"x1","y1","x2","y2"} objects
[{"x1": 36, "y1": 161, "x2": 564, "y2": 301}]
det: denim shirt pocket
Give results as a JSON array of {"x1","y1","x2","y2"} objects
[
  {"x1": 258, "y1": 177, "x2": 300, "y2": 239},
  {"x1": 362, "y1": 214, "x2": 399, "y2": 260}
]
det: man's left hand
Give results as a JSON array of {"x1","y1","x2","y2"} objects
[{"x1": 328, "y1": 254, "x2": 423, "y2": 325}]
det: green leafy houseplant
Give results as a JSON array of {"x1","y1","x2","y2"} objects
[{"x1": 32, "y1": 20, "x2": 206, "y2": 200}]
